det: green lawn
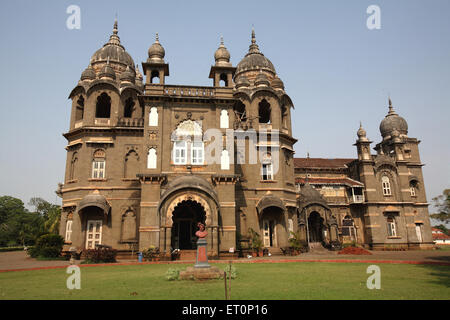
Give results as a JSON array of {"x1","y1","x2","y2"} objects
[{"x1": 0, "y1": 262, "x2": 449, "y2": 300}]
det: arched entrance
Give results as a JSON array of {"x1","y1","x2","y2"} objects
[
  {"x1": 308, "y1": 211, "x2": 324, "y2": 243},
  {"x1": 171, "y1": 200, "x2": 206, "y2": 250}
]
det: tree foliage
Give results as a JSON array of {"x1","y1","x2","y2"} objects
[
  {"x1": 0, "y1": 196, "x2": 61, "y2": 247},
  {"x1": 430, "y1": 189, "x2": 450, "y2": 223}
]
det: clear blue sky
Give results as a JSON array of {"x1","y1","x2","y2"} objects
[{"x1": 0, "y1": 0, "x2": 448, "y2": 216}]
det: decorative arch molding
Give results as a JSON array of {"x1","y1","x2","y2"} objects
[
  {"x1": 164, "y1": 192, "x2": 212, "y2": 227},
  {"x1": 300, "y1": 203, "x2": 331, "y2": 223},
  {"x1": 251, "y1": 88, "x2": 281, "y2": 103},
  {"x1": 119, "y1": 85, "x2": 143, "y2": 96},
  {"x1": 232, "y1": 91, "x2": 252, "y2": 103},
  {"x1": 68, "y1": 85, "x2": 87, "y2": 99},
  {"x1": 86, "y1": 81, "x2": 120, "y2": 98}
]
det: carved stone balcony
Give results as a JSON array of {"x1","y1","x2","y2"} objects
[{"x1": 117, "y1": 117, "x2": 144, "y2": 127}]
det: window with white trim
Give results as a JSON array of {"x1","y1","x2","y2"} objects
[
  {"x1": 65, "y1": 220, "x2": 73, "y2": 242},
  {"x1": 92, "y1": 160, "x2": 106, "y2": 179},
  {"x1": 381, "y1": 176, "x2": 391, "y2": 196},
  {"x1": 173, "y1": 140, "x2": 187, "y2": 164},
  {"x1": 410, "y1": 181, "x2": 418, "y2": 197},
  {"x1": 387, "y1": 216, "x2": 397, "y2": 237},
  {"x1": 191, "y1": 141, "x2": 204, "y2": 165},
  {"x1": 261, "y1": 153, "x2": 273, "y2": 181},
  {"x1": 147, "y1": 148, "x2": 157, "y2": 169}
]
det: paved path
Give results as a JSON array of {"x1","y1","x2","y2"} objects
[{"x1": 1, "y1": 249, "x2": 449, "y2": 272}]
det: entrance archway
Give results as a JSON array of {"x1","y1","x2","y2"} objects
[
  {"x1": 171, "y1": 200, "x2": 206, "y2": 250},
  {"x1": 308, "y1": 211, "x2": 324, "y2": 243}
]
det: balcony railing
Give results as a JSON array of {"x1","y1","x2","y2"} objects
[
  {"x1": 164, "y1": 85, "x2": 215, "y2": 98},
  {"x1": 117, "y1": 117, "x2": 144, "y2": 127},
  {"x1": 350, "y1": 195, "x2": 365, "y2": 203}
]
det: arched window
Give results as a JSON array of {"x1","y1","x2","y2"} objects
[
  {"x1": 75, "y1": 96, "x2": 84, "y2": 121},
  {"x1": 281, "y1": 104, "x2": 288, "y2": 128},
  {"x1": 220, "y1": 149, "x2": 230, "y2": 170},
  {"x1": 65, "y1": 219, "x2": 73, "y2": 242},
  {"x1": 121, "y1": 210, "x2": 136, "y2": 241},
  {"x1": 147, "y1": 148, "x2": 157, "y2": 169},
  {"x1": 150, "y1": 70, "x2": 159, "y2": 84},
  {"x1": 387, "y1": 216, "x2": 397, "y2": 237},
  {"x1": 261, "y1": 152, "x2": 273, "y2": 181},
  {"x1": 149, "y1": 107, "x2": 158, "y2": 126},
  {"x1": 258, "y1": 99, "x2": 271, "y2": 124},
  {"x1": 124, "y1": 150, "x2": 139, "y2": 179},
  {"x1": 92, "y1": 149, "x2": 106, "y2": 179},
  {"x1": 172, "y1": 120, "x2": 204, "y2": 165},
  {"x1": 410, "y1": 181, "x2": 418, "y2": 197},
  {"x1": 69, "y1": 152, "x2": 78, "y2": 181},
  {"x1": 124, "y1": 97, "x2": 134, "y2": 118},
  {"x1": 234, "y1": 101, "x2": 247, "y2": 122},
  {"x1": 381, "y1": 176, "x2": 392, "y2": 196},
  {"x1": 220, "y1": 109, "x2": 229, "y2": 129},
  {"x1": 95, "y1": 93, "x2": 111, "y2": 118},
  {"x1": 219, "y1": 73, "x2": 228, "y2": 87}
]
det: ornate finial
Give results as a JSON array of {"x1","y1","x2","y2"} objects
[
  {"x1": 388, "y1": 97, "x2": 396, "y2": 115},
  {"x1": 220, "y1": 36, "x2": 224, "y2": 46},
  {"x1": 248, "y1": 27, "x2": 260, "y2": 54},
  {"x1": 108, "y1": 18, "x2": 121, "y2": 45},
  {"x1": 113, "y1": 18, "x2": 118, "y2": 35},
  {"x1": 155, "y1": 33, "x2": 159, "y2": 43}
]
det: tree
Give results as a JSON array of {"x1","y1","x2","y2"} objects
[
  {"x1": 433, "y1": 224, "x2": 449, "y2": 235},
  {"x1": 0, "y1": 196, "x2": 27, "y2": 225},
  {"x1": 430, "y1": 189, "x2": 450, "y2": 223},
  {"x1": 29, "y1": 197, "x2": 61, "y2": 234}
]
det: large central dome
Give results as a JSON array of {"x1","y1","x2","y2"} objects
[
  {"x1": 90, "y1": 20, "x2": 135, "y2": 75},
  {"x1": 235, "y1": 29, "x2": 276, "y2": 80}
]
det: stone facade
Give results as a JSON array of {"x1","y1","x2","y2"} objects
[{"x1": 59, "y1": 21, "x2": 434, "y2": 255}]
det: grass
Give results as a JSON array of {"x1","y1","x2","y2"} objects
[{"x1": 0, "y1": 262, "x2": 449, "y2": 300}]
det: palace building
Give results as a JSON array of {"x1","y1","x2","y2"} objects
[{"x1": 59, "y1": 21, "x2": 434, "y2": 257}]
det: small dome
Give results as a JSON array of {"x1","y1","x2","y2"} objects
[
  {"x1": 235, "y1": 75, "x2": 250, "y2": 89},
  {"x1": 271, "y1": 76, "x2": 284, "y2": 90},
  {"x1": 379, "y1": 99, "x2": 408, "y2": 139},
  {"x1": 235, "y1": 29, "x2": 276, "y2": 79},
  {"x1": 214, "y1": 37, "x2": 231, "y2": 67},
  {"x1": 98, "y1": 58, "x2": 116, "y2": 80},
  {"x1": 80, "y1": 64, "x2": 96, "y2": 81},
  {"x1": 90, "y1": 20, "x2": 135, "y2": 72},
  {"x1": 255, "y1": 71, "x2": 270, "y2": 87},
  {"x1": 120, "y1": 66, "x2": 135, "y2": 83},
  {"x1": 357, "y1": 122, "x2": 368, "y2": 141},
  {"x1": 148, "y1": 33, "x2": 165, "y2": 63}
]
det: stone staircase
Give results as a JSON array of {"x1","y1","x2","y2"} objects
[{"x1": 308, "y1": 242, "x2": 330, "y2": 254}]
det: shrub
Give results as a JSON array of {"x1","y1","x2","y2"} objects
[
  {"x1": 338, "y1": 246, "x2": 372, "y2": 255},
  {"x1": 143, "y1": 246, "x2": 160, "y2": 261},
  {"x1": 165, "y1": 268, "x2": 181, "y2": 281},
  {"x1": 83, "y1": 247, "x2": 117, "y2": 263},
  {"x1": 29, "y1": 234, "x2": 64, "y2": 258},
  {"x1": 223, "y1": 264, "x2": 237, "y2": 279}
]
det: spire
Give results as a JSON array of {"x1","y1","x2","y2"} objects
[
  {"x1": 155, "y1": 33, "x2": 159, "y2": 43},
  {"x1": 108, "y1": 18, "x2": 121, "y2": 45},
  {"x1": 387, "y1": 97, "x2": 397, "y2": 116},
  {"x1": 248, "y1": 27, "x2": 260, "y2": 54}
]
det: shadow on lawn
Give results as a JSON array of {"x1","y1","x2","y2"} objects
[{"x1": 418, "y1": 256, "x2": 450, "y2": 288}]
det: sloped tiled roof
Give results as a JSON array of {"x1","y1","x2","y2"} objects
[
  {"x1": 294, "y1": 158, "x2": 356, "y2": 169},
  {"x1": 295, "y1": 177, "x2": 364, "y2": 187}
]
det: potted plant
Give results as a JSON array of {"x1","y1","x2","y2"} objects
[
  {"x1": 248, "y1": 228, "x2": 263, "y2": 257},
  {"x1": 288, "y1": 231, "x2": 304, "y2": 255}
]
